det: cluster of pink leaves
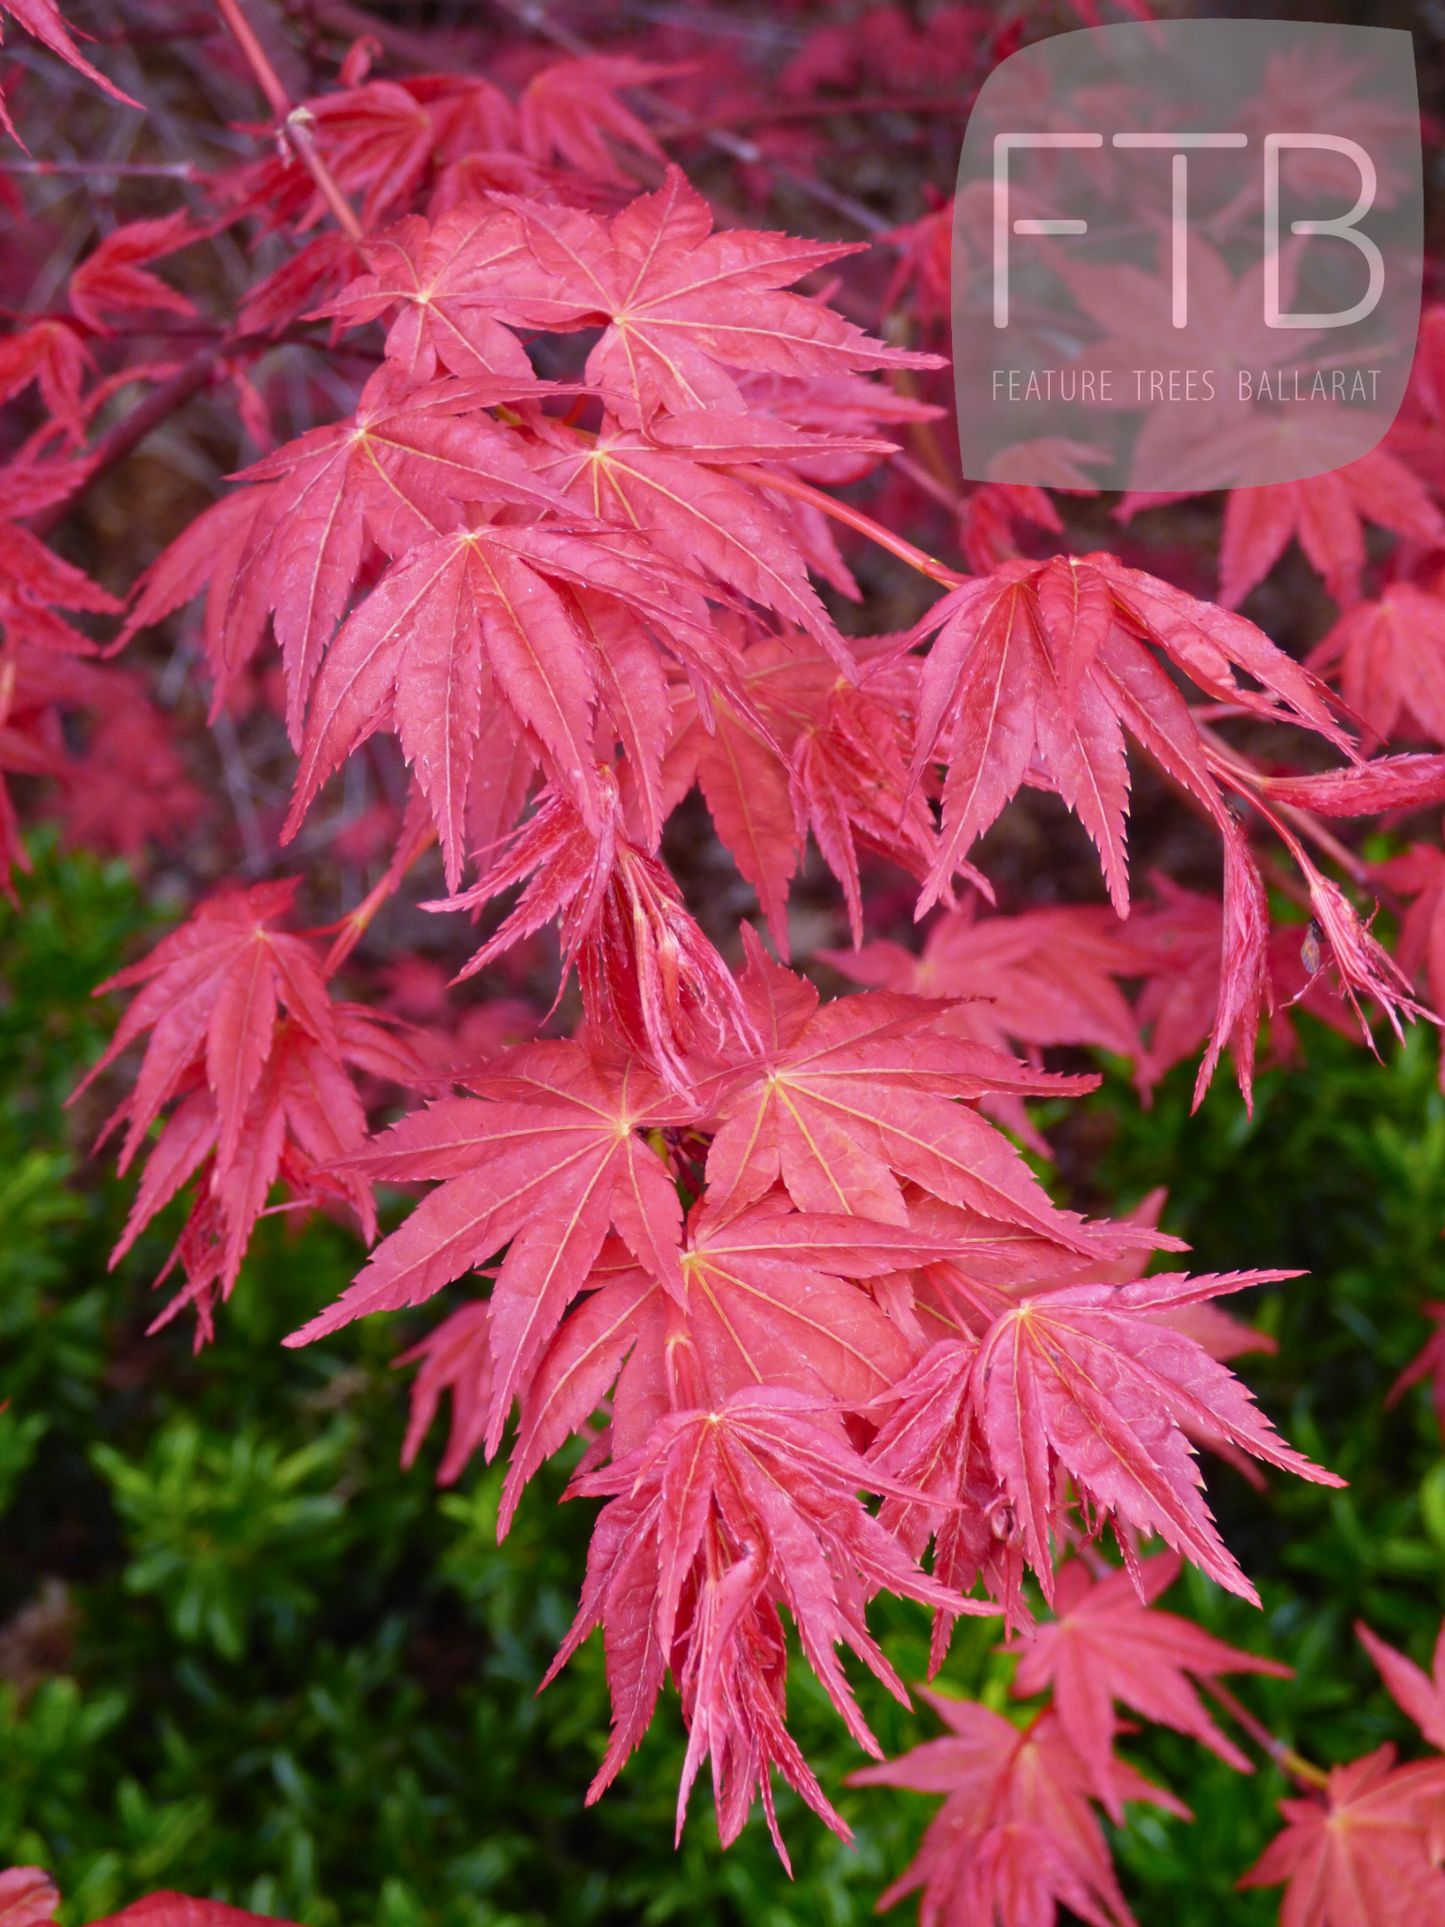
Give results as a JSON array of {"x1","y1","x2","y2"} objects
[
  {"x1": 9, "y1": 0, "x2": 1445, "y2": 1909},
  {"x1": 860, "y1": 1593, "x2": 1445, "y2": 1927}
]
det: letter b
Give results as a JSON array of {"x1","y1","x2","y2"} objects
[{"x1": 1265, "y1": 133, "x2": 1385, "y2": 329}]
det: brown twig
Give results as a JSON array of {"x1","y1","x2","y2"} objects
[{"x1": 213, "y1": 0, "x2": 365, "y2": 243}]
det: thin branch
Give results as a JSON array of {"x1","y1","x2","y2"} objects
[
  {"x1": 1197, "y1": 1678, "x2": 1330, "y2": 1794},
  {"x1": 0, "y1": 159, "x2": 202, "y2": 178},
  {"x1": 212, "y1": 0, "x2": 365, "y2": 243}
]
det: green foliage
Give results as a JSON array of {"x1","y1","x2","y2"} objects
[
  {"x1": 0, "y1": 840, "x2": 1443, "y2": 1925},
  {"x1": 91, "y1": 1422, "x2": 351, "y2": 1660}
]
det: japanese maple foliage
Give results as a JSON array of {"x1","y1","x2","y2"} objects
[
  {"x1": 8, "y1": 0, "x2": 1445, "y2": 1916},
  {"x1": 1239, "y1": 1618, "x2": 1445, "y2": 1927},
  {"x1": 862, "y1": 1608, "x2": 1445, "y2": 1927},
  {"x1": 849, "y1": 1687, "x2": 1190, "y2": 1927}
]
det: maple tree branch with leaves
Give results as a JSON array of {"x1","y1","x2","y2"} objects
[{"x1": 3, "y1": 1, "x2": 1445, "y2": 1922}]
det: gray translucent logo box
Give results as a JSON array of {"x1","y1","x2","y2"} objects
[{"x1": 953, "y1": 20, "x2": 1422, "y2": 489}]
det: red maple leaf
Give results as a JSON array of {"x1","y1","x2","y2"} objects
[
  {"x1": 395, "y1": 1297, "x2": 494, "y2": 1486},
  {"x1": 732, "y1": 368, "x2": 945, "y2": 487},
  {"x1": 789, "y1": 651, "x2": 944, "y2": 944},
  {"x1": 426, "y1": 773, "x2": 755, "y2": 1088},
  {"x1": 667, "y1": 628, "x2": 940, "y2": 954},
  {"x1": 1388, "y1": 303, "x2": 1445, "y2": 491},
  {"x1": 704, "y1": 929, "x2": 1147, "y2": 1257},
  {"x1": 663, "y1": 628, "x2": 825, "y2": 954},
  {"x1": 1307, "y1": 585, "x2": 1445, "y2": 749},
  {"x1": 408, "y1": 73, "x2": 520, "y2": 166},
  {"x1": 489, "y1": 164, "x2": 940, "y2": 420},
  {"x1": 1218, "y1": 451, "x2": 1445, "y2": 611},
  {"x1": 517, "y1": 57, "x2": 680, "y2": 185},
  {"x1": 222, "y1": 78, "x2": 451, "y2": 238},
  {"x1": 113, "y1": 488, "x2": 276, "y2": 709},
  {"x1": 0, "y1": 515, "x2": 122, "y2": 651},
  {"x1": 118, "y1": 1005, "x2": 415, "y2": 1343},
  {"x1": 75, "y1": 878, "x2": 338, "y2": 1174},
  {"x1": 529, "y1": 414, "x2": 865, "y2": 672},
  {"x1": 91, "y1": 1898, "x2": 302, "y2": 1927},
  {"x1": 1251, "y1": 756, "x2": 1445, "y2": 820},
  {"x1": 0, "y1": 319, "x2": 90, "y2": 441},
  {"x1": 0, "y1": 524, "x2": 125, "y2": 888},
  {"x1": 1066, "y1": 231, "x2": 1302, "y2": 475},
  {"x1": 1239, "y1": 1746, "x2": 1445, "y2": 1927},
  {"x1": 318, "y1": 206, "x2": 541, "y2": 383},
  {"x1": 1300, "y1": 868, "x2": 1441, "y2": 1047},
  {"x1": 1389, "y1": 1302, "x2": 1445, "y2": 1437},
  {"x1": 544, "y1": 1386, "x2": 971, "y2": 1863},
  {"x1": 487, "y1": 1190, "x2": 949, "y2": 1536},
  {"x1": 1374, "y1": 840, "x2": 1445, "y2": 1071},
  {"x1": 907, "y1": 551, "x2": 1371, "y2": 1101},
  {"x1": 58, "y1": 685, "x2": 204, "y2": 860},
  {"x1": 496, "y1": 1241, "x2": 658, "y2": 1524},
  {"x1": 0, "y1": 0, "x2": 140, "y2": 143},
  {"x1": 236, "y1": 232, "x2": 364, "y2": 339},
  {"x1": 870, "y1": 1269, "x2": 1340, "y2": 1609},
  {"x1": 879, "y1": 197, "x2": 954, "y2": 331},
  {"x1": 284, "y1": 516, "x2": 724, "y2": 885},
  {"x1": 850, "y1": 1691, "x2": 1187, "y2": 1927},
  {"x1": 959, "y1": 475, "x2": 1079, "y2": 575},
  {"x1": 911, "y1": 551, "x2": 1350, "y2": 920},
  {"x1": 67, "y1": 211, "x2": 201, "y2": 334},
  {"x1": 286, "y1": 1041, "x2": 691, "y2": 1442},
  {"x1": 1356, "y1": 1617, "x2": 1445, "y2": 1753},
  {"x1": 1088, "y1": 239, "x2": 1434, "y2": 603},
  {"x1": 1007, "y1": 1551, "x2": 1291, "y2": 1817},
  {"x1": 821, "y1": 894, "x2": 1142, "y2": 1147},
  {"x1": 666, "y1": 1196, "x2": 940, "y2": 1409},
  {"x1": 74, "y1": 882, "x2": 421, "y2": 1333},
  {"x1": 1120, "y1": 875, "x2": 1368, "y2": 1097},
  {"x1": 305, "y1": 81, "x2": 435, "y2": 229},
  {"x1": 207, "y1": 366, "x2": 575, "y2": 742}
]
